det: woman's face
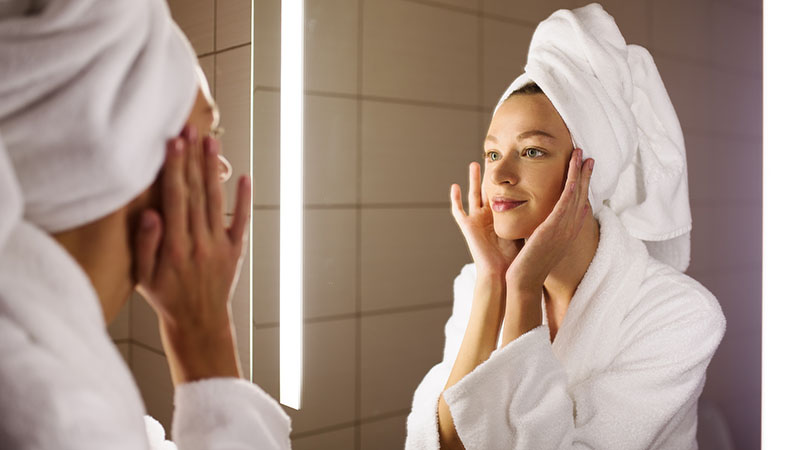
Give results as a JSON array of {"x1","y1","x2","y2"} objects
[{"x1": 483, "y1": 93, "x2": 574, "y2": 240}]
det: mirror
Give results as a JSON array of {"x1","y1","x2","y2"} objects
[{"x1": 250, "y1": 0, "x2": 762, "y2": 448}]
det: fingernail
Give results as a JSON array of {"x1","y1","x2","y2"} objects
[
  {"x1": 141, "y1": 212, "x2": 156, "y2": 230},
  {"x1": 588, "y1": 159, "x2": 594, "y2": 170},
  {"x1": 205, "y1": 137, "x2": 218, "y2": 156},
  {"x1": 173, "y1": 139, "x2": 185, "y2": 154}
]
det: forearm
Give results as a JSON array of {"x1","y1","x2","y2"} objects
[
  {"x1": 159, "y1": 316, "x2": 243, "y2": 386},
  {"x1": 438, "y1": 274, "x2": 505, "y2": 449},
  {"x1": 501, "y1": 285, "x2": 544, "y2": 347}
]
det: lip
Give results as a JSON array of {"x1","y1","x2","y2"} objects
[{"x1": 491, "y1": 197, "x2": 527, "y2": 212}]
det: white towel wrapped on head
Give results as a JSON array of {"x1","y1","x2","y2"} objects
[
  {"x1": 497, "y1": 3, "x2": 692, "y2": 271},
  {"x1": 0, "y1": 0, "x2": 197, "y2": 233}
]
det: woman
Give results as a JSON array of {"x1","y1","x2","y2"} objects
[
  {"x1": 0, "y1": 0, "x2": 289, "y2": 448},
  {"x1": 406, "y1": 4, "x2": 725, "y2": 449}
]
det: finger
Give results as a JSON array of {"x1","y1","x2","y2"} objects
[
  {"x1": 162, "y1": 138, "x2": 189, "y2": 248},
  {"x1": 185, "y1": 126, "x2": 210, "y2": 243},
  {"x1": 450, "y1": 183, "x2": 466, "y2": 222},
  {"x1": 577, "y1": 158, "x2": 594, "y2": 213},
  {"x1": 228, "y1": 174, "x2": 252, "y2": 247},
  {"x1": 468, "y1": 162, "x2": 482, "y2": 214},
  {"x1": 135, "y1": 209, "x2": 163, "y2": 286},
  {"x1": 204, "y1": 137, "x2": 224, "y2": 235}
]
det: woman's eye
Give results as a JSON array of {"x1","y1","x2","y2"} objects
[
  {"x1": 485, "y1": 151, "x2": 500, "y2": 161},
  {"x1": 524, "y1": 148, "x2": 544, "y2": 158}
]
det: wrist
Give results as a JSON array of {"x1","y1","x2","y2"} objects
[{"x1": 159, "y1": 317, "x2": 242, "y2": 384}]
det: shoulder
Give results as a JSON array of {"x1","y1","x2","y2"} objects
[{"x1": 624, "y1": 257, "x2": 726, "y2": 344}]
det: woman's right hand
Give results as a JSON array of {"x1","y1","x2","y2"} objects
[
  {"x1": 450, "y1": 162, "x2": 522, "y2": 278},
  {"x1": 134, "y1": 126, "x2": 251, "y2": 385}
]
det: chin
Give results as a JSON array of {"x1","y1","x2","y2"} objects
[{"x1": 493, "y1": 217, "x2": 539, "y2": 241}]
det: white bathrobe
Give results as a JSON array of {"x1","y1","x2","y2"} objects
[
  {"x1": 0, "y1": 222, "x2": 291, "y2": 450},
  {"x1": 405, "y1": 206, "x2": 725, "y2": 449}
]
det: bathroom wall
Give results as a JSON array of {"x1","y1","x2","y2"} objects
[
  {"x1": 107, "y1": 0, "x2": 253, "y2": 434},
  {"x1": 252, "y1": 0, "x2": 762, "y2": 449}
]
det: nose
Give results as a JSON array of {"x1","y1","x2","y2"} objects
[{"x1": 488, "y1": 154, "x2": 518, "y2": 186}]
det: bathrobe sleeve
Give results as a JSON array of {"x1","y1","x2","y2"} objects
[
  {"x1": 405, "y1": 264, "x2": 476, "y2": 450},
  {"x1": 441, "y1": 278, "x2": 726, "y2": 450},
  {"x1": 171, "y1": 378, "x2": 291, "y2": 450}
]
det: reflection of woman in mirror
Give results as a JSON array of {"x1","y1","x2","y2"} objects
[
  {"x1": 407, "y1": 4, "x2": 725, "y2": 449},
  {"x1": 0, "y1": 1, "x2": 289, "y2": 448}
]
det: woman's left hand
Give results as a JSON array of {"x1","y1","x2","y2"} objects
[{"x1": 505, "y1": 148, "x2": 594, "y2": 295}]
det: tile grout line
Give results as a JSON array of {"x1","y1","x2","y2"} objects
[
  {"x1": 355, "y1": 0, "x2": 365, "y2": 446},
  {"x1": 253, "y1": 85, "x2": 492, "y2": 112},
  {"x1": 477, "y1": 0, "x2": 485, "y2": 155},
  {"x1": 290, "y1": 408, "x2": 411, "y2": 440},
  {"x1": 254, "y1": 301, "x2": 454, "y2": 330},
  {"x1": 254, "y1": 202, "x2": 452, "y2": 210}
]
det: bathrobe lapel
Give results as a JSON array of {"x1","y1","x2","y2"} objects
[{"x1": 550, "y1": 207, "x2": 650, "y2": 386}]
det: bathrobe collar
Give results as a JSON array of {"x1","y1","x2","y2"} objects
[{"x1": 549, "y1": 206, "x2": 650, "y2": 385}]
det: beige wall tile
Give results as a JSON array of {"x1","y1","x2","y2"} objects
[
  {"x1": 217, "y1": 0, "x2": 252, "y2": 50},
  {"x1": 581, "y1": 0, "x2": 648, "y2": 46},
  {"x1": 167, "y1": 0, "x2": 214, "y2": 55},
  {"x1": 363, "y1": 0, "x2": 478, "y2": 106},
  {"x1": 253, "y1": 0, "x2": 281, "y2": 89},
  {"x1": 482, "y1": 0, "x2": 571, "y2": 23},
  {"x1": 253, "y1": 210, "x2": 279, "y2": 325},
  {"x1": 252, "y1": 326, "x2": 280, "y2": 398},
  {"x1": 130, "y1": 292, "x2": 163, "y2": 352},
  {"x1": 130, "y1": 346, "x2": 175, "y2": 435},
  {"x1": 306, "y1": 96, "x2": 358, "y2": 205},
  {"x1": 360, "y1": 307, "x2": 451, "y2": 417},
  {"x1": 216, "y1": 45, "x2": 253, "y2": 213},
  {"x1": 253, "y1": 208, "x2": 358, "y2": 325},
  {"x1": 361, "y1": 414, "x2": 407, "y2": 450},
  {"x1": 701, "y1": 331, "x2": 760, "y2": 450},
  {"x1": 293, "y1": 427, "x2": 356, "y2": 450},
  {"x1": 253, "y1": 90, "x2": 280, "y2": 206},
  {"x1": 361, "y1": 101, "x2": 480, "y2": 204},
  {"x1": 689, "y1": 268, "x2": 761, "y2": 336},
  {"x1": 688, "y1": 204, "x2": 761, "y2": 274},
  {"x1": 199, "y1": 55, "x2": 215, "y2": 97},
  {"x1": 306, "y1": 0, "x2": 359, "y2": 94},
  {"x1": 652, "y1": 0, "x2": 712, "y2": 62},
  {"x1": 360, "y1": 208, "x2": 470, "y2": 312},
  {"x1": 710, "y1": 1, "x2": 761, "y2": 75},
  {"x1": 286, "y1": 319, "x2": 357, "y2": 434},
  {"x1": 684, "y1": 133, "x2": 761, "y2": 206},
  {"x1": 252, "y1": 321, "x2": 357, "y2": 435},
  {"x1": 108, "y1": 298, "x2": 130, "y2": 340},
  {"x1": 481, "y1": 18, "x2": 533, "y2": 107},
  {"x1": 304, "y1": 209, "x2": 358, "y2": 319}
]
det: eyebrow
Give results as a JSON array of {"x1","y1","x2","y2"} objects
[{"x1": 485, "y1": 129, "x2": 556, "y2": 143}]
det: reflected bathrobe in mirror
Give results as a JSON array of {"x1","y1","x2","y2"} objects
[{"x1": 405, "y1": 206, "x2": 725, "y2": 449}]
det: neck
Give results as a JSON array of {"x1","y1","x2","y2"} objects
[
  {"x1": 51, "y1": 210, "x2": 132, "y2": 325},
  {"x1": 543, "y1": 213, "x2": 600, "y2": 308}
]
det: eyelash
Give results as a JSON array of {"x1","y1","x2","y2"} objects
[{"x1": 483, "y1": 148, "x2": 545, "y2": 161}]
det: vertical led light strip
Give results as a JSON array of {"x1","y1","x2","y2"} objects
[
  {"x1": 279, "y1": 0, "x2": 304, "y2": 410},
  {"x1": 763, "y1": 0, "x2": 800, "y2": 445}
]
